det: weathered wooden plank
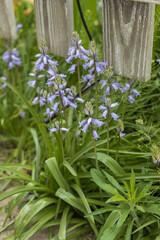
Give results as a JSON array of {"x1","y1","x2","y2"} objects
[
  {"x1": 103, "y1": 0, "x2": 155, "y2": 81},
  {"x1": 126, "y1": 0, "x2": 160, "y2": 4},
  {"x1": 34, "y1": 0, "x2": 74, "y2": 58},
  {"x1": 0, "y1": 0, "x2": 17, "y2": 40}
]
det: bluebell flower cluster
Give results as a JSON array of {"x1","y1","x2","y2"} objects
[
  {"x1": 2, "y1": 49, "x2": 21, "y2": 69},
  {"x1": 120, "y1": 82, "x2": 140, "y2": 104},
  {"x1": 34, "y1": 44, "x2": 58, "y2": 72},
  {"x1": 99, "y1": 97, "x2": 119, "y2": 121},
  {"x1": 66, "y1": 32, "x2": 89, "y2": 66},
  {"x1": 82, "y1": 40, "x2": 107, "y2": 86},
  {"x1": 79, "y1": 102, "x2": 104, "y2": 140}
]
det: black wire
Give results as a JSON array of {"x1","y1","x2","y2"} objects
[{"x1": 76, "y1": 0, "x2": 92, "y2": 41}]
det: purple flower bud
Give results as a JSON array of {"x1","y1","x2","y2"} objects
[
  {"x1": 49, "y1": 128, "x2": 57, "y2": 133},
  {"x1": 156, "y1": 59, "x2": 160, "y2": 64},
  {"x1": 20, "y1": 112, "x2": 25, "y2": 118},
  {"x1": 68, "y1": 64, "x2": 77, "y2": 74},
  {"x1": 28, "y1": 80, "x2": 36, "y2": 88},
  {"x1": 52, "y1": 102, "x2": 60, "y2": 112},
  {"x1": 17, "y1": 23, "x2": 23, "y2": 30},
  {"x1": 82, "y1": 123, "x2": 89, "y2": 132},
  {"x1": 29, "y1": 73, "x2": 36, "y2": 77},
  {"x1": 32, "y1": 96, "x2": 39, "y2": 105},
  {"x1": 128, "y1": 95, "x2": 135, "y2": 104},
  {"x1": 92, "y1": 130, "x2": 100, "y2": 140},
  {"x1": 79, "y1": 119, "x2": 87, "y2": 127},
  {"x1": 60, "y1": 128, "x2": 69, "y2": 132},
  {"x1": 101, "y1": 110, "x2": 108, "y2": 118},
  {"x1": 92, "y1": 119, "x2": 104, "y2": 127},
  {"x1": 111, "y1": 103, "x2": 119, "y2": 108},
  {"x1": 110, "y1": 112, "x2": 119, "y2": 121},
  {"x1": 66, "y1": 55, "x2": 74, "y2": 63},
  {"x1": 131, "y1": 89, "x2": 140, "y2": 97}
]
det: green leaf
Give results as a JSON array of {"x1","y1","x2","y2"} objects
[
  {"x1": 15, "y1": 198, "x2": 56, "y2": 236},
  {"x1": 0, "y1": 185, "x2": 54, "y2": 202},
  {"x1": 133, "y1": 220, "x2": 157, "y2": 234},
  {"x1": 97, "y1": 211, "x2": 120, "y2": 240},
  {"x1": 46, "y1": 157, "x2": 70, "y2": 191},
  {"x1": 135, "y1": 205, "x2": 145, "y2": 213},
  {"x1": 3, "y1": 193, "x2": 25, "y2": 227},
  {"x1": 63, "y1": 161, "x2": 77, "y2": 176},
  {"x1": 85, "y1": 206, "x2": 121, "y2": 218},
  {"x1": 20, "y1": 206, "x2": 56, "y2": 240},
  {"x1": 91, "y1": 169, "x2": 119, "y2": 195},
  {"x1": 137, "y1": 182, "x2": 152, "y2": 200},
  {"x1": 70, "y1": 140, "x2": 106, "y2": 165},
  {"x1": 84, "y1": 152, "x2": 125, "y2": 176},
  {"x1": 117, "y1": 210, "x2": 130, "y2": 228},
  {"x1": 56, "y1": 188, "x2": 85, "y2": 213},
  {"x1": 106, "y1": 195, "x2": 127, "y2": 203},
  {"x1": 29, "y1": 128, "x2": 41, "y2": 181},
  {"x1": 125, "y1": 220, "x2": 134, "y2": 240},
  {"x1": 72, "y1": 184, "x2": 96, "y2": 227},
  {"x1": 100, "y1": 210, "x2": 130, "y2": 240},
  {"x1": 130, "y1": 170, "x2": 135, "y2": 194},
  {"x1": 58, "y1": 206, "x2": 70, "y2": 240},
  {"x1": 102, "y1": 171, "x2": 125, "y2": 194},
  {"x1": 0, "y1": 79, "x2": 52, "y2": 155}
]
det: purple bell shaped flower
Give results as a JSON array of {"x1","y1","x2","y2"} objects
[
  {"x1": 49, "y1": 121, "x2": 69, "y2": 134},
  {"x1": 17, "y1": 23, "x2": 23, "y2": 31},
  {"x1": 66, "y1": 32, "x2": 89, "y2": 64},
  {"x1": 68, "y1": 64, "x2": 77, "y2": 74},
  {"x1": 79, "y1": 101, "x2": 104, "y2": 140},
  {"x1": 156, "y1": 59, "x2": 160, "y2": 64},
  {"x1": 34, "y1": 41, "x2": 58, "y2": 71},
  {"x1": 28, "y1": 80, "x2": 36, "y2": 88},
  {"x1": 99, "y1": 98, "x2": 119, "y2": 121},
  {"x1": 1, "y1": 76, "x2": 7, "y2": 88},
  {"x1": 20, "y1": 112, "x2": 25, "y2": 118},
  {"x1": 128, "y1": 95, "x2": 135, "y2": 104},
  {"x1": 2, "y1": 49, "x2": 21, "y2": 69}
]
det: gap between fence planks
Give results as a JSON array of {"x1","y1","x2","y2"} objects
[
  {"x1": 0, "y1": 0, "x2": 17, "y2": 40},
  {"x1": 103, "y1": 0, "x2": 155, "y2": 81},
  {"x1": 34, "y1": 0, "x2": 74, "y2": 58}
]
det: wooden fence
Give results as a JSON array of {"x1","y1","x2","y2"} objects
[{"x1": 0, "y1": 0, "x2": 160, "y2": 81}]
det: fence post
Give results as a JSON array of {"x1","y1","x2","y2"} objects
[
  {"x1": 0, "y1": 0, "x2": 17, "y2": 40},
  {"x1": 34, "y1": 0, "x2": 74, "y2": 58},
  {"x1": 102, "y1": 0, "x2": 157, "y2": 81}
]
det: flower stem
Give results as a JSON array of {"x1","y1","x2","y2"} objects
[
  {"x1": 59, "y1": 130, "x2": 65, "y2": 163},
  {"x1": 116, "y1": 134, "x2": 120, "y2": 162},
  {"x1": 93, "y1": 55, "x2": 98, "y2": 118},
  {"x1": 91, "y1": 124, "x2": 99, "y2": 170},
  {"x1": 59, "y1": 90, "x2": 71, "y2": 152},
  {"x1": 77, "y1": 57, "x2": 81, "y2": 98},
  {"x1": 107, "y1": 107, "x2": 110, "y2": 155},
  {"x1": 93, "y1": 138, "x2": 99, "y2": 170}
]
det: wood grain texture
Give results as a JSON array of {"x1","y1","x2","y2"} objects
[
  {"x1": 126, "y1": 0, "x2": 160, "y2": 4},
  {"x1": 0, "y1": 0, "x2": 17, "y2": 40},
  {"x1": 103, "y1": 0, "x2": 155, "y2": 81},
  {"x1": 34, "y1": 0, "x2": 73, "y2": 57}
]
